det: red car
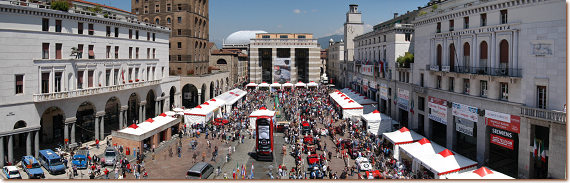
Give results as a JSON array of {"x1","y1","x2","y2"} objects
[{"x1": 303, "y1": 135, "x2": 314, "y2": 145}]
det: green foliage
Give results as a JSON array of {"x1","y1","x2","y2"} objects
[
  {"x1": 418, "y1": 11, "x2": 427, "y2": 16},
  {"x1": 88, "y1": 5, "x2": 103, "y2": 13},
  {"x1": 431, "y1": 4, "x2": 438, "y2": 12},
  {"x1": 51, "y1": 0, "x2": 71, "y2": 11},
  {"x1": 396, "y1": 52, "x2": 414, "y2": 67}
]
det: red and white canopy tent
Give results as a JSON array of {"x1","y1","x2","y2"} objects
[
  {"x1": 307, "y1": 81, "x2": 319, "y2": 88},
  {"x1": 416, "y1": 149, "x2": 478, "y2": 179},
  {"x1": 258, "y1": 82, "x2": 270, "y2": 88},
  {"x1": 329, "y1": 90, "x2": 363, "y2": 119},
  {"x1": 112, "y1": 114, "x2": 181, "y2": 152},
  {"x1": 245, "y1": 82, "x2": 258, "y2": 89},
  {"x1": 294, "y1": 81, "x2": 307, "y2": 88},
  {"x1": 382, "y1": 127, "x2": 425, "y2": 159},
  {"x1": 398, "y1": 138, "x2": 447, "y2": 173},
  {"x1": 270, "y1": 82, "x2": 282, "y2": 92},
  {"x1": 444, "y1": 166, "x2": 514, "y2": 179},
  {"x1": 248, "y1": 106, "x2": 276, "y2": 130},
  {"x1": 183, "y1": 98, "x2": 225, "y2": 125},
  {"x1": 282, "y1": 81, "x2": 294, "y2": 89},
  {"x1": 341, "y1": 88, "x2": 377, "y2": 113},
  {"x1": 214, "y1": 88, "x2": 248, "y2": 114}
]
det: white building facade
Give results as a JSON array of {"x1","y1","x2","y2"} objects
[
  {"x1": 0, "y1": 1, "x2": 180, "y2": 166},
  {"x1": 343, "y1": 4, "x2": 364, "y2": 90},
  {"x1": 326, "y1": 39, "x2": 344, "y2": 87}
]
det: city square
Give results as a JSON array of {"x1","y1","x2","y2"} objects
[{"x1": 0, "y1": 0, "x2": 567, "y2": 181}]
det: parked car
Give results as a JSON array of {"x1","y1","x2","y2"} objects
[
  {"x1": 186, "y1": 162, "x2": 214, "y2": 179},
  {"x1": 21, "y1": 156, "x2": 44, "y2": 179},
  {"x1": 275, "y1": 121, "x2": 289, "y2": 133},
  {"x1": 2, "y1": 166, "x2": 21, "y2": 179},
  {"x1": 355, "y1": 157, "x2": 372, "y2": 171},
  {"x1": 103, "y1": 147, "x2": 117, "y2": 166},
  {"x1": 38, "y1": 149, "x2": 66, "y2": 175},
  {"x1": 72, "y1": 154, "x2": 88, "y2": 169}
]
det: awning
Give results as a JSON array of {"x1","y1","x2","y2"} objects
[
  {"x1": 444, "y1": 166, "x2": 514, "y2": 179},
  {"x1": 246, "y1": 82, "x2": 258, "y2": 87},
  {"x1": 283, "y1": 82, "x2": 294, "y2": 88},
  {"x1": 295, "y1": 81, "x2": 306, "y2": 87},
  {"x1": 418, "y1": 149, "x2": 478, "y2": 177},
  {"x1": 258, "y1": 82, "x2": 270, "y2": 88},
  {"x1": 270, "y1": 82, "x2": 282, "y2": 88},
  {"x1": 382, "y1": 127, "x2": 424, "y2": 145},
  {"x1": 307, "y1": 81, "x2": 318, "y2": 87}
]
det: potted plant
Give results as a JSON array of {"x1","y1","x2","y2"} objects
[
  {"x1": 129, "y1": 80, "x2": 133, "y2": 83},
  {"x1": 98, "y1": 83, "x2": 101, "y2": 87},
  {"x1": 50, "y1": 0, "x2": 71, "y2": 12},
  {"x1": 135, "y1": 79, "x2": 140, "y2": 82}
]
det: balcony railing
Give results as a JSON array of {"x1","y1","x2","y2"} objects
[
  {"x1": 427, "y1": 64, "x2": 440, "y2": 71},
  {"x1": 33, "y1": 80, "x2": 161, "y2": 102},
  {"x1": 521, "y1": 106, "x2": 566, "y2": 124},
  {"x1": 427, "y1": 65, "x2": 522, "y2": 78}
]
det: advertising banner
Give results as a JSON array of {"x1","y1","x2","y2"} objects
[
  {"x1": 397, "y1": 89, "x2": 410, "y2": 110},
  {"x1": 361, "y1": 65, "x2": 374, "y2": 76},
  {"x1": 380, "y1": 83, "x2": 388, "y2": 100},
  {"x1": 370, "y1": 81, "x2": 377, "y2": 89},
  {"x1": 273, "y1": 58, "x2": 291, "y2": 83},
  {"x1": 428, "y1": 96, "x2": 448, "y2": 125},
  {"x1": 455, "y1": 118, "x2": 474, "y2": 136},
  {"x1": 485, "y1": 110, "x2": 520, "y2": 133},
  {"x1": 490, "y1": 128, "x2": 515, "y2": 150},
  {"x1": 452, "y1": 103, "x2": 478, "y2": 122}
]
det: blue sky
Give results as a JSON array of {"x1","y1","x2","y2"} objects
[{"x1": 87, "y1": 0, "x2": 428, "y2": 47}]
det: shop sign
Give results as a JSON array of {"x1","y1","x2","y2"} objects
[
  {"x1": 397, "y1": 89, "x2": 410, "y2": 110},
  {"x1": 485, "y1": 110, "x2": 520, "y2": 133},
  {"x1": 455, "y1": 118, "x2": 474, "y2": 136},
  {"x1": 452, "y1": 103, "x2": 478, "y2": 122},
  {"x1": 370, "y1": 81, "x2": 377, "y2": 89},
  {"x1": 490, "y1": 133, "x2": 514, "y2": 150},
  {"x1": 428, "y1": 96, "x2": 447, "y2": 125},
  {"x1": 380, "y1": 83, "x2": 388, "y2": 100},
  {"x1": 491, "y1": 128, "x2": 513, "y2": 138},
  {"x1": 361, "y1": 65, "x2": 374, "y2": 76}
]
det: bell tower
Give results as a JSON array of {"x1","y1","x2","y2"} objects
[{"x1": 344, "y1": 4, "x2": 363, "y2": 62}]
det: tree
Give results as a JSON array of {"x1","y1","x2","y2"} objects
[
  {"x1": 396, "y1": 52, "x2": 414, "y2": 68},
  {"x1": 51, "y1": 0, "x2": 71, "y2": 12}
]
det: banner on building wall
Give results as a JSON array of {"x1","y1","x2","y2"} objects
[
  {"x1": 455, "y1": 118, "x2": 474, "y2": 136},
  {"x1": 490, "y1": 128, "x2": 515, "y2": 150},
  {"x1": 485, "y1": 110, "x2": 521, "y2": 134},
  {"x1": 397, "y1": 89, "x2": 410, "y2": 110},
  {"x1": 273, "y1": 58, "x2": 291, "y2": 83},
  {"x1": 452, "y1": 102, "x2": 479, "y2": 122},
  {"x1": 428, "y1": 96, "x2": 448, "y2": 125},
  {"x1": 380, "y1": 83, "x2": 388, "y2": 100},
  {"x1": 370, "y1": 81, "x2": 377, "y2": 89},
  {"x1": 361, "y1": 65, "x2": 374, "y2": 76}
]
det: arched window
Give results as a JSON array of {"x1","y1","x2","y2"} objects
[
  {"x1": 437, "y1": 44, "x2": 442, "y2": 67},
  {"x1": 463, "y1": 43, "x2": 470, "y2": 68},
  {"x1": 449, "y1": 44, "x2": 456, "y2": 71},
  {"x1": 143, "y1": 18, "x2": 149, "y2": 23},
  {"x1": 499, "y1": 40, "x2": 509, "y2": 69},
  {"x1": 155, "y1": 18, "x2": 160, "y2": 25},
  {"x1": 217, "y1": 59, "x2": 227, "y2": 64},
  {"x1": 167, "y1": 17, "x2": 171, "y2": 24}
]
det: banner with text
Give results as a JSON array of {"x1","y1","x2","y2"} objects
[
  {"x1": 455, "y1": 118, "x2": 474, "y2": 136},
  {"x1": 485, "y1": 110, "x2": 520, "y2": 133},
  {"x1": 490, "y1": 128, "x2": 515, "y2": 150},
  {"x1": 452, "y1": 102, "x2": 479, "y2": 122},
  {"x1": 361, "y1": 65, "x2": 374, "y2": 76},
  {"x1": 397, "y1": 89, "x2": 410, "y2": 110},
  {"x1": 380, "y1": 83, "x2": 388, "y2": 100},
  {"x1": 428, "y1": 96, "x2": 448, "y2": 125}
]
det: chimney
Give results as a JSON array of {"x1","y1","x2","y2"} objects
[{"x1": 394, "y1": 13, "x2": 398, "y2": 18}]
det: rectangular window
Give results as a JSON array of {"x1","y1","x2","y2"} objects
[
  {"x1": 436, "y1": 22, "x2": 441, "y2": 33},
  {"x1": 55, "y1": 20, "x2": 62, "y2": 32},
  {"x1": 147, "y1": 32, "x2": 150, "y2": 41},
  {"x1": 129, "y1": 29, "x2": 133, "y2": 39},
  {"x1": 54, "y1": 72, "x2": 62, "y2": 92},
  {"x1": 298, "y1": 35, "x2": 306, "y2": 39},
  {"x1": 177, "y1": 17, "x2": 182, "y2": 23},
  {"x1": 88, "y1": 70, "x2": 94, "y2": 88},
  {"x1": 88, "y1": 45, "x2": 94, "y2": 59},
  {"x1": 152, "y1": 33, "x2": 156, "y2": 41},
  {"x1": 420, "y1": 73, "x2": 424, "y2": 87},
  {"x1": 128, "y1": 68, "x2": 132, "y2": 81},
  {"x1": 114, "y1": 46, "x2": 119, "y2": 59},
  {"x1": 114, "y1": 69, "x2": 119, "y2": 85},
  {"x1": 383, "y1": 35, "x2": 386, "y2": 42},
  {"x1": 115, "y1": 27, "x2": 119, "y2": 37},
  {"x1": 55, "y1": 43, "x2": 62, "y2": 59},
  {"x1": 449, "y1": 77, "x2": 454, "y2": 91},
  {"x1": 41, "y1": 73, "x2": 49, "y2": 93},
  {"x1": 405, "y1": 33, "x2": 411, "y2": 41},
  {"x1": 88, "y1": 24, "x2": 94, "y2": 35},
  {"x1": 167, "y1": 4, "x2": 171, "y2": 11},
  {"x1": 177, "y1": 4, "x2": 182, "y2": 11},
  {"x1": 418, "y1": 96, "x2": 425, "y2": 111},
  {"x1": 279, "y1": 35, "x2": 288, "y2": 38},
  {"x1": 77, "y1": 71, "x2": 83, "y2": 89},
  {"x1": 436, "y1": 76, "x2": 442, "y2": 89},
  {"x1": 463, "y1": 17, "x2": 469, "y2": 29},
  {"x1": 480, "y1": 80, "x2": 488, "y2": 97},
  {"x1": 106, "y1": 46, "x2": 111, "y2": 58},
  {"x1": 15, "y1": 75, "x2": 23, "y2": 94},
  {"x1": 152, "y1": 48, "x2": 156, "y2": 59},
  {"x1": 177, "y1": 55, "x2": 181, "y2": 61},
  {"x1": 480, "y1": 13, "x2": 487, "y2": 26},
  {"x1": 136, "y1": 47, "x2": 140, "y2": 59},
  {"x1": 177, "y1": 42, "x2": 182, "y2": 49},
  {"x1": 42, "y1": 18, "x2": 49, "y2": 31},
  {"x1": 449, "y1": 19, "x2": 454, "y2": 31},
  {"x1": 77, "y1": 44, "x2": 83, "y2": 59},
  {"x1": 135, "y1": 68, "x2": 139, "y2": 81},
  {"x1": 78, "y1": 22, "x2": 84, "y2": 34},
  {"x1": 42, "y1": 43, "x2": 49, "y2": 59},
  {"x1": 500, "y1": 82, "x2": 508, "y2": 100},
  {"x1": 136, "y1": 30, "x2": 139, "y2": 39},
  {"x1": 537, "y1": 86, "x2": 547, "y2": 109},
  {"x1": 155, "y1": 4, "x2": 160, "y2": 13},
  {"x1": 129, "y1": 47, "x2": 133, "y2": 59},
  {"x1": 262, "y1": 35, "x2": 270, "y2": 39},
  {"x1": 500, "y1": 10, "x2": 508, "y2": 24},
  {"x1": 463, "y1": 79, "x2": 470, "y2": 94},
  {"x1": 105, "y1": 69, "x2": 111, "y2": 86},
  {"x1": 147, "y1": 48, "x2": 150, "y2": 59},
  {"x1": 177, "y1": 29, "x2": 182, "y2": 35}
]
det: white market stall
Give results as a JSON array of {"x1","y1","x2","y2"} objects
[
  {"x1": 329, "y1": 90, "x2": 363, "y2": 119},
  {"x1": 363, "y1": 110, "x2": 393, "y2": 136},
  {"x1": 258, "y1": 82, "x2": 270, "y2": 90},
  {"x1": 246, "y1": 82, "x2": 258, "y2": 89},
  {"x1": 270, "y1": 82, "x2": 282, "y2": 92},
  {"x1": 249, "y1": 107, "x2": 276, "y2": 129},
  {"x1": 282, "y1": 82, "x2": 294, "y2": 90},
  {"x1": 444, "y1": 166, "x2": 514, "y2": 179},
  {"x1": 295, "y1": 81, "x2": 307, "y2": 88},
  {"x1": 112, "y1": 114, "x2": 182, "y2": 152},
  {"x1": 307, "y1": 81, "x2": 319, "y2": 88},
  {"x1": 398, "y1": 138, "x2": 447, "y2": 174},
  {"x1": 341, "y1": 88, "x2": 377, "y2": 113},
  {"x1": 214, "y1": 88, "x2": 248, "y2": 114},
  {"x1": 382, "y1": 127, "x2": 425, "y2": 159},
  {"x1": 183, "y1": 98, "x2": 225, "y2": 125},
  {"x1": 416, "y1": 149, "x2": 478, "y2": 179}
]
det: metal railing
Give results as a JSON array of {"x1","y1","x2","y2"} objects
[
  {"x1": 521, "y1": 106, "x2": 566, "y2": 124},
  {"x1": 33, "y1": 80, "x2": 160, "y2": 102},
  {"x1": 427, "y1": 65, "x2": 523, "y2": 78}
]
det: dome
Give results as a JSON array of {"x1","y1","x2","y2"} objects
[{"x1": 224, "y1": 30, "x2": 267, "y2": 46}]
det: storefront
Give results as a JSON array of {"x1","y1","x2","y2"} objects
[
  {"x1": 485, "y1": 110, "x2": 520, "y2": 177},
  {"x1": 397, "y1": 89, "x2": 410, "y2": 128},
  {"x1": 428, "y1": 96, "x2": 447, "y2": 146},
  {"x1": 451, "y1": 102, "x2": 478, "y2": 160},
  {"x1": 369, "y1": 81, "x2": 377, "y2": 102},
  {"x1": 379, "y1": 83, "x2": 388, "y2": 114}
]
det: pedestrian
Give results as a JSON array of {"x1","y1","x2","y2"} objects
[
  {"x1": 95, "y1": 139, "x2": 100, "y2": 149},
  {"x1": 178, "y1": 146, "x2": 182, "y2": 158},
  {"x1": 104, "y1": 168, "x2": 109, "y2": 179}
]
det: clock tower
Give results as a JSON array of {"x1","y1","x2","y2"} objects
[{"x1": 344, "y1": 4, "x2": 363, "y2": 62}]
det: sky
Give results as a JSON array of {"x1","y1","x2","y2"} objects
[{"x1": 86, "y1": 0, "x2": 428, "y2": 47}]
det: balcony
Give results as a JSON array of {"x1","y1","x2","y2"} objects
[
  {"x1": 521, "y1": 106, "x2": 566, "y2": 124},
  {"x1": 427, "y1": 64, "x2": 440, "y2": 71},
  {"x1": 427, "y1": 65, "x2": 522, "y2": 78},
  {"x1": 33, "y1": 80, "x2": 160, "y2": 102}
]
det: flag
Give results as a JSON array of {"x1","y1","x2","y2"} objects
[
  {"x1": 540, "y1": 141, "x2": 547, "y2": 162},
  {"x1": 533, "y1": 138, "x2": 537, "y2": 158},
  {"x1": 121, "y1": 69, "x2": 125, "y2": 81}
]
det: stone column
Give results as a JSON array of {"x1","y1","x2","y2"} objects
[
  {"x1": 155, "y1": 99, "x2": 159, "y2": 116},
  {"x1": 64, "y1": 123, "x2": 69, "y2": 145},
  {"x1": 0, "y1": 136, "x2": 4, "y2": 167},
  {"x1": 64, "y1": 117, "x2": 76, "y2": 145},
  {"x1": 139, "y1": 105, "x2": 143, "y2": 123},
  {"x1": 100, "y1": 114, "x2": 105, "y2": 140},
  {"x1": 71, "y1": 123, "x2": 76, "y2": 144},
  {"x1": 94, "y1": 115, "x2": 100, "y2": 140},
  {"x1": 7, "y1": 135, "x2": 13, "y2": 164},
  {"x1": 34, "y1": 131, "x2": 39, "y2": 158},
  {"x1": 26, "y1": 132, "x2": 32, "y2": 156}
]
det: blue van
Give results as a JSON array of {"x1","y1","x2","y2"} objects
[
  {"x1": 21, "y1": 156, "x2": 44, "y2": 179},
  {"x1": 38, "y1": 149, "x2": 66, "y2": 175}
]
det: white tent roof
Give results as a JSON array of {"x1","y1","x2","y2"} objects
[
  {"x1": 258, "y1": 82, "x2": 270, "y2": 88},
  {"x1": 329, "y1": 90, "x2": 363, "y2": 110},
  {"x1": 246, "y1": 82, "x2": 258, "y2": 87},
  {"x1": 419, "y1": 149, "x2": 478, "y2": 177},
  {"x1": 382, "y1": 127, "x2": 425, "y2": 145},
  {"x1": 444, "y1": 166, "x2": 514, "y2": 179},
  {"x1": 362, "y1": 110, "x2": 381, "y2": 123},
  {"x1": 270, "y1": 82, "x2": 282, "y2": 88},
  {"x1": 399, "y1": 138, "x2": 447, "y2": 161},
  {"x1": 173, "y1": 108, "x2": 184, "y2": 112},
  {"x1": 307, "y1": 81, "x2": 318, "y2": 87},
  {"x1": 119, "y1": 116, "x2": 177, "y2": 136},
  {"x1": 164, "y1": 111, "x2": 176, "y2": 116},
  {"x1": 295, "y1": 82, "x2": 306, "y2": 87},
  {"x1": 249, "y1": 107, "x2": 276, "y2": 117},
  {"x1": 215, "y1": 88, "x2": 247, "y2": 106},
  {"x1": 340, "y1": 88, "x2": 376, "y2": 105},
  {"x1": 184, "y1": 98, "x2": 225, "y2": 116},
  {"x1": 283, "y1": 82, "x2": 294, "y2": 87}
]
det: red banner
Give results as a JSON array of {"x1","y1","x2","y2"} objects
[
  {"x1": 486, "y1": 115, "x2": 520, "y2": 133},
  {"x1": 490, "y1": 134, "x2": 514, "y2": 150}
]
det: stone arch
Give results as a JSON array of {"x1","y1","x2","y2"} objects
[
  {"x1": 144, "y1": 18, "x2": 149, "y2": 23},
  {"x1": 104, "y1": 97, "x2": 121, "y2": 137},
  {"x1": 201, "y1": 83, "x2": 207, "y2": 103},
  {"x1": 154, "y1": 17, "x2": 161, "y2": 25},
  {"x1": 13, "y1": 120, "x2": 28, "y2": 156},
  {"x1": 169, "y1": 86, "x2": 176, "y2": 110},
  {"x1": 75, "y1": 101, "x2": 96, "y2": 143},
  {"x1": 14, "y1": 121, "x2": 26, "y2": 129},
  {"x1": 210, "y1": 81, "x2": 215, "y2": 99},
  {"x1": 436, "y1": 44, "x2": 442, "y2": 67},
  {"x1": 463, "y1": 42, "x2": 471, "y2": 67},
  {"x1": 480, "y1": 41, "x2": 488, "y2": 67},
  {"x1": 145, "y1": 89, "x2": 156, "y2": 119},
  {"x1": 499, "y1": 39, "x2": 509, "y2": 69},
  {"x1": 182, "y1": 84, "x2": 199, "y2": 108},
  {"x1": 166, "y1": 16, "x2": 172, "y2": 24},
  {"x1": 449, "y1": 43, "x2": 456, "y2": 71},
  {"x1": 127, "y1": 93, "x2": 140, "y2": 125},
  {"x1": 217, "y1": 59, "x2": 227, "y2": 65},
  {"x1": 40, "y1": 106, "x2": 65, "y2": 148}
]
